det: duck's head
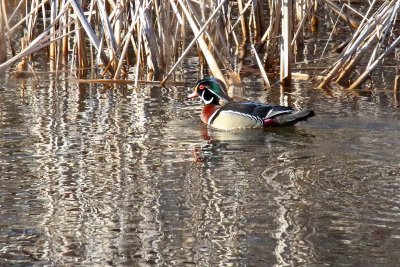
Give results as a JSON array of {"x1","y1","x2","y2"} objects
[{"x1": 188, "y1": 77, "x2": 232, "y2": 105}]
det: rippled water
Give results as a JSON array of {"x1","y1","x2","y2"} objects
[{"x1": 1, "y1": 75, "x2": 400, "y2": 266}]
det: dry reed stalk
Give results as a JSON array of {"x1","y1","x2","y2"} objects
[
  {"x1": 334, "y1": 1, "x2": 393, "y2": 85},
  {"x1": 323, "y1": 0, "x2": 359, "y2": 29},
  {"x1": 97, "y1": 0, "x2": 119, "y2": 67},
  {"x1": 292, "y1": 72, "x2": 323, "y2": 81},
  {"x1": 140, "y1": 6, "x2": 161, "y2": 81},
  {"x1": 172, "y1": 10, "x2": 183, "y2": 65},
  {"x1": 341, "y1": 0, "x2": 380, "y2": 55},
  {"x1": 293, "y1": 0, "x2": 314, "y2": 50},
  {"x1": 153, "y1": 0, "x2": 166, "y2": 72},
  {"x1": 1, "y1": 0, "x2": 397, "y2": 92},
  {"x1": 3, "y1": 0, "x2": 19, "y2": 57},
  {"x1": 217, "y1": 1, "x2": 232, "y2": 56},
  {"x1": 319, "y1": 0, "x2": 394, "y2": 88},
  {"x1": 251, "y1": 0, "x2": 266, "y2": 42},
  {"x1": 0, "y1": 1, "x2": 71, "y2": 72},
  {"x1": 366, "y1": 3, "x2": 397, "y2": 67},
  {"x1": 237, "y1": 0, "x2": 249, "y2": 44},
  {"x1": 319, "y1": 0, "x2": 397, "y2": 88},
  {"x1": 16, "y1": 37, "x2": 28, "y2": 72},
  {"x1": 348, "y1": 35, "x2": 400, "y2": 90},
  {"x1": 76, "y1": 20, "x2": 88, "y2": 77},
  {"x1": 180, "y1": 4, "x2": 186, "y2": 53},
  {"x1": 8, "y1": 0, "x2": 49, "y2": 34},
  {"x1": 0, "y1": 0, "x2": 7, "y2": 28},
  {"x1": 231, "y1": 0, "x2": 252, "y2": 34},
  {"x1": 263, "y1": 0, "x2": 281, "y2": 72},
  {"x1": 134, "y1": 22, "x2": 143, "y2": 86},
  {"x1": 280, "y1": 0, "x2": 293, "y2": 86},
  {"x1": 251, "y1": 44, "x2": 271, "y2": 89},
  {"x1": 333, "y1": 0, "x2": 383, "y2": 84},
  {"x1": 157, "y1": 1, "x2": 179, "y2": 74},
  {"x1": 49, "y1": 0, "x2": 57, "y2": 71},
  {"x1": 294, "y1": 0, "x2": 305, "y2": 49},
  {"x1": 177, "y1": 0, "x2": 227, "y2": 86},
  {"x1": 170, "y1": 0, "x2": 184, "y2": 25},
  {"x1": 161, "y1": 0, "x2": 228, "y2": 86},
  {"x1": 6, "y1": 0, "x2": 24, "y2": 26},
  {"x1": 310, "y1": 0, "x2": 318, "y2": 33},
  {"x1": 188, "y1": 0, "x2": 234, "y2": 72},
  {"x1": 69, "y1": 78, "x2": 186, "y2": 86},
  {"x1": 70, "y1": 0, "x2": 114, "y2": 75},
  {"x1": 334, "y1": 34, "x2": 379, "y2": 85},
  {"x1": 87, "y1": 0, "x2": 97, "y2": 77},
  {"x1": 394, "y1": 75, "x2": 400, "y2": 92},
  {"x1": 61, "y1": 1, "x2": 69, "y2": 64},
  {"x1": 114, "y1": 7, "x2": 140, "y2": 79},
  {"x1": 114, "y1": 1, "x2": 123, "y2": 46},
  {"x1": 0, "y1": 0, "x2": 7, "y2": 64},
  {"x1": 26, "y1": 0, "x2": 37, "y2": 45}
]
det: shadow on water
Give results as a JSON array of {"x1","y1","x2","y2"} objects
[{"x1": 0, "y1": 76, "x2": 400, "y2": 266}]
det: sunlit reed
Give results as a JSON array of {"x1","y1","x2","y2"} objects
[{"x1": 0, "y1": 0, "x2": 398, "y2": 89}]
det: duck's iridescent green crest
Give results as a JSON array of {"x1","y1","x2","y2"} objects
[
  {"x1": 189, "y1": 77, "x2": 315, "y2": 130},
  {"x1": 188, "y1": 77, "x2": 231, "y2": 105}
]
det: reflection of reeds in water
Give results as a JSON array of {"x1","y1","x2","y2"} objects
[
  {"x1": 0, "y1": 0, "x2": 398, "y2": 89},
  {"x1": 24, "y1": 80, "x2": 166, "y2": 264}
]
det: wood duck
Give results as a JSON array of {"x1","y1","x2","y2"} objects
[{"x1": 188, "y1": 77, "x2": 315, "y2": 130}]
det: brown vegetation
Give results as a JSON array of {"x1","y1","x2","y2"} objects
[{"x1": 0, "y1": 0, "x2": 398, "y2": 89}]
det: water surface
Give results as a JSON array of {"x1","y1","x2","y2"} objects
[{"x1": 1, "y1": 76, "x2": 400, "y2": 266}]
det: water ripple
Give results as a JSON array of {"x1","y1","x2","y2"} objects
[{"x1": 0, "y1": 77, "x2": 400, "y2": 266}]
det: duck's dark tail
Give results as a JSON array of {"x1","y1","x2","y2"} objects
[{"x1": 274, "y1": 110, "x2": 315, "y2": 126}]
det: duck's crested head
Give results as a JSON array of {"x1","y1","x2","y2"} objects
[{"x1": 188, "y1": 77, "x2": 231, "y2": 105}]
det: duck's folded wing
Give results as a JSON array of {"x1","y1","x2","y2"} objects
[
  {"x1": 258, "y1": 105, "x2": 293, "y2": 119},
  {"x1": 221, "y1": 102, "x2": 293, "y2": 119}
]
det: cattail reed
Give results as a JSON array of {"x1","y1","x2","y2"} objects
[{"x1": 0, "y1": 0, "x2": 397, "y2": 90}]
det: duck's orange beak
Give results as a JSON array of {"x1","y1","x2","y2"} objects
[{"x1": 188, "y1": 89, "x2": 199, "y2": 99}]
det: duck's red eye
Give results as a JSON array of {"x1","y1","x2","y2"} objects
[{"x1": 199, "y1": 85, "x2": 205, "y2": 90}]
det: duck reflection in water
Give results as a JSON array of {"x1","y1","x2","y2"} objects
[{"x1": 192, "y1": 122, "x2": 315, "y2": 164}]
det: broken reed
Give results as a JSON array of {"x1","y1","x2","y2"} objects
[{"x1": 0, "y1": 0, "x2": 398, "y2": 89}]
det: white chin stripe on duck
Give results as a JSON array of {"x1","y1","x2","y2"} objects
[{"x1": 201, "y1": 90, "x2": 214, "y2": 105}]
